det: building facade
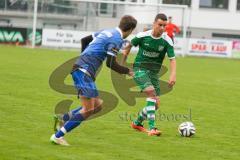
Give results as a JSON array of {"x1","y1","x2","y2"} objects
[{"x1": 0, "y1": 0, "x2": 239, "y2": 39}]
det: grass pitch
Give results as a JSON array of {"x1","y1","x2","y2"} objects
[{"x1": 0, "y1": 45, "x2": 240, "y2": 160}]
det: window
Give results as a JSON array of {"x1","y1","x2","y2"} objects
[
  {"x1": 162, "y1": 0, "x2": 191, "y2": 7},
  {"x1": 7, "y1": 0, "x2": 28, "y2": 11},
  {"x1": 237, "y1": 0, "x2": 240, "y2": 10},
  {"x1": 99, "y1": 3, "x2": 114, "y2": 17},
  {"x1": 0, "y1": 0, "x2": 5, "y2": 9},
  {"x1": 100, "y1": 3, "x2": 108, "y2": 14},
  {"x1": 199, "y1": 0, "x2": 229, "y2": 9},
  {"x1": 212, "y1": 33, "x2": 240, "y2": 39}
]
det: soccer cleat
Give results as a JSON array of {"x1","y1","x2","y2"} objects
[
  {"x1": 131, "y1": 122, "x2": 147, "y2": 132},
  {"x1": 147, "y1": 128, "x2": 162, "y2": 136},
  {"x1": 53, "y1": 114, "x2": 65, "y2": 132},
  {"x1": 50, "y1": 134, "x2": 70, "y2": 146}
]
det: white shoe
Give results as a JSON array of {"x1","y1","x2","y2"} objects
[
  {"x1": 53, "y1": 114, "x2": 65, "y2": 132},
  {"x1": 50, "y1": 134, "x2": 70, "y2": 146}
]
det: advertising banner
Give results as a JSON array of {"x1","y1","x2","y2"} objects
[
  {"x1": 188, "y1": 38, "x2": 232, "y2": 57},
  {"x1": 42, "y1": 29, "x2": 92, "y2": 48},
  {"x1": 27, "y1": 29, "x2": 42, "y2": 45},
  {"x1": 232, "y1": 40, "x2": 240, "y2": 58},
  {"x1": 0, "y1": 27, "x2": 42, "y2": 45},
  {"x1": 0, "y1": 27, "x2": 27, "y2": 45}
]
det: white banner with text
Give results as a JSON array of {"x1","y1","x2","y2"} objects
[
  {"x1": 188, "y1": 38, "x2": 232, "y2": 57},
  {"x1": 42, "y1": 29, "x2": 92, "y2": 48}
]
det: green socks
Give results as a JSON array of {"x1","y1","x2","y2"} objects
[{"x1": 134, "y1": 98, "x2": 156, "y2": 130}]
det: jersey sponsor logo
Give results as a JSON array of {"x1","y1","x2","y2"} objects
[
  {"x1": 143, "y1": 50, "x2": 160, "y2": 58},
  {"x1": 158, "y1": 46, "x2": 164, "y2": 51},
  {"x1": 144, "y1": 43, "x2": 150, "y2": 46}
]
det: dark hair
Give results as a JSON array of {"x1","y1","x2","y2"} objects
[
  {"x1": 155, "y1": 13, "x2": 168, "y2": 21},
  {"x1": 119, "y1": 15, "x2": 137, "y2": 32}
]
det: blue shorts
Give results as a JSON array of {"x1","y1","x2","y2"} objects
[{"x1": 71, "y1": 70, "x2": 99, "y2": 98}]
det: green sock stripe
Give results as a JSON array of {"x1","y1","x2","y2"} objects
[
  {"x1": 134, "y1": 120, "x2": 142, "y2": 125},
  {"x1": 140, "y1": 112, "x2": 147, "y2": 119},
  {"x1": 137, "y1": 114, "x2": 144, "y2": 121},
  {"x1": 145, "y1": 98, "x2": 156, "y2": 130},
  {"x1": 149, "y1": 119, "x2": 155, "y2": 130},
  {"x1": 134, "y1": 111, "x2": 147, "y2": 125},
  {"x1": 142, "y1": 108, "x2": 147, "y2": 115},
  {"x1": 146, "y1": 105, "x2": 156, "y2": 119},
  {"x1": 147, "y1": 113, "x2": 155, "y2": 119},
  {"x1": 147, "y1": 101, "x2": 155, "y2": 106},
  {"x1": 146, "y1": 105, "x2": 156, "y2": 129}
]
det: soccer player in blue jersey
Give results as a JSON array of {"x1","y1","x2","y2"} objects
[{"x1": 50, "y1": 15, "x2": 137, "y2": 146}]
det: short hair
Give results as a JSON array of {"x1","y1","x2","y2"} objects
[
  {"x1": 119, "y1": 15, "x2": 137, "y2": 32},
  {"x1": 154, "y1": 13, "x2": 168, "y2": 21}
]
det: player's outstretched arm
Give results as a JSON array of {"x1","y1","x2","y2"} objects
[
  {"x1": 106, "y1": 55, "x2": 133, "y2": 76},
  {"x1": 121, "y1": 44, "x2": 132, "y2": 65},
  {"x1": 168, "y1": 58, "x2": 176, "y2": 88}
]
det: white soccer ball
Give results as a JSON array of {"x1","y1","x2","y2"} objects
[{"x1": 178, "y1": 122, "x2": 196, "y2": 137}]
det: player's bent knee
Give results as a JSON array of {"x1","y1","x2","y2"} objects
[
  {"x1": 81, "y1": 107, "x2": 95, "y2": 119},
  {"x1": 143, "y1": 86, "x2": 156, "y2": 97},
  {"x1": 95, "y1": 98, "x2": 103, "y2": 107}
]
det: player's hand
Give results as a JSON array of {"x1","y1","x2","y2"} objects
[
  {"x1": 128, "y1": 69, "x2": 134, "y2": 77},
  {"x1": 168, "y1": 74, "x2": 176, "y2": 88}
]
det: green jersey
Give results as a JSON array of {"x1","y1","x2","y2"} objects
[{"x1": 131, "y1": 30, "x2": 175, "y2": 72}]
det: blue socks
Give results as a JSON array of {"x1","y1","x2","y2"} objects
[
  {"x1": 72, "y1": 106, "x2": 83, "y2": 114},
  {"x1": 55, "y1": 107, "x2": 84, "y2": 138},
  {"x1": 62, "y1": 106, "x2": 82, "y2": 121}
]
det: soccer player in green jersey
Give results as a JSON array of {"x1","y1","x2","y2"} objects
[{"x1": 122, "y1": 13, "x2": 176, "y2": 136}]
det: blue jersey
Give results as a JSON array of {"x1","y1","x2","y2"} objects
[{"x1": 75, "y1": 27, "x2": 124, "y2": 80}]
